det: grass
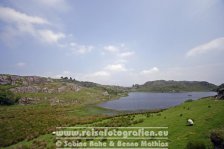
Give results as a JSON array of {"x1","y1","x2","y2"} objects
[
  {"x1": 133, "y1": 97, "x2": 224, "y2": 148},
  {"x1": 0, "y1": 80, "x2": 128, "y2": 148},
  {"x1": 4, "y1": 97, "x2": 224, "y2": 149},
  {"x1": 0, "y1": 103, "x2": 113, "y2": 147}
]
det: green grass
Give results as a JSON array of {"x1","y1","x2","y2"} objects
[
  {"x1": 133, "y1": 97, "x2": 224, "y2": 148},
  {"x1": 0, "y1": 82, "x2": 126, "y2": 147},
  {"x1": 0, "y1": 104, "x2": 112, "y2": 147},
  {"x1": 4, "y1": 97, "x2": 224, "y2": 149}
]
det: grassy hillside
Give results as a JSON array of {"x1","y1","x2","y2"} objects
[
  {"x1": 7, "y1": 97, "x2": 224, "y2": 148},
  {"x1": 0, "y1": 74, "x2": 128, "y2": 106},
  {"x1": 1, "y1": 75, "x2": 222, "y2": 148},
  {"x1": 132, "y1": 80, "x2": 217, "y2": 92},
  {"x1": 0, "y1": 74, "x2": 127, "y2": 147}
]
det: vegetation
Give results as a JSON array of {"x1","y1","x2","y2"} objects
[
  {"x1": 5, "y1": 97, "x2": 224, "y2": 149},
  {"x1": 0, "y1": 74, "x2": 127, "y2": 147},
  {"x1": 210, "y1": 129, "x2": 224, "y2": 148},
  {"x1": 132, "y1": 80, "x2": 217, "y2": 92},
  {"x1": 0, "y1": 104, "x2": 111, "y2": 147},
  {"x1": 0, "y1": 74, "x2": 223, "y2": 148},
  {"x1": 186, "y1": 140, "x2": 206, "y2": 149},
  {"x1": 0, "y1": 87, "x2": 19, "y2": 105}
]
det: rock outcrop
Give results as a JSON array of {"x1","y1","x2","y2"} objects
[
  {"x1": 0, "y1": 74, "x2": 82, "y2": 94},
  {"x1": 18, "y1": 97, "x2": 38, "y2": 105},
  {"x1": 216, "y1": 84, "x2": 224, "y2": 100},
  {"x1": 0, "y1": 74, "x2": 53, "y2": 85},
  {"x1": 10, "y1": 86, "x2": 41, "y2": 93}
]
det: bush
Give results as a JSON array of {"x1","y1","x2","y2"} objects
[
  {"x1": 186, "y1": 140, "x2": 206, "y2": 149},
  {"x1": 0, "y1": 88, "x2": 18, "y2": 105},
  {"x1": 185, "y1": 99, "x2": 193, "y2": 103},
  {"x1": 210, "y1": 129, "x2": 224, "y2": 149}
]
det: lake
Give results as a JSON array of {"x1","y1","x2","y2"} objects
[{"x1": 98, "y1": 92, "x2": 217, "y2": 111}]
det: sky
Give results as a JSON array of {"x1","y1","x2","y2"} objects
[{"x1": 0, "y1": 0, "x2": 224, "y2": 86}]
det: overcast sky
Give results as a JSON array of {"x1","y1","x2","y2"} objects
[{"x1": 0, "y1": 0, "x2": 224, "y2": 86}]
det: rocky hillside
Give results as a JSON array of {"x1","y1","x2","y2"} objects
[
  {"x1": 216, "y1": 83, "x2": 224, "y2": 99},
  {"x1": 0, "y1": 74, "x2": 127, "y2": 105},
  {"x1": 132, "y1": 80, "x2": 217, "y2": 92}
]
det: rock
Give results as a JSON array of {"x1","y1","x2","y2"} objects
[
  {"x1": 19, "y1": 97, "x2": 35, "y2": 105},
  {"x1": 0, "y1": 78, "x2": 10, "y2": 85},
  {"x1": 216, "y1": 84, "x2": 224, "y2": 100},
  {"x1": 0, "y1": 75, "x2": 11, "y2": 85},
  {"x1": 42, "y1": 87, "x2": 48, "y2": 93},
  {"x1": 50, "y1": 97, "x2": 59, "y2": 105},
  {"x1": 48, "y1": 89, "x2": 55, "y2": 93},
  {"x1": 10, "y1": 75, "x2": 20, "y2": 85},
  {"x1": 24, "y1": 76, "x2": 45, "y2": 85},
  {"x1": 216, "y1": 89, "x2": 224, "y2": 99},
  {"x1": 57, "y1": 84, "x2": 81, "y2": 93},
  {"x1": 102, "y1": 91, "x2": 109, "y2": 96},
  {"x1": 10, "y1": 86, "x2": 41, "y2": 93},
  {"x1": 0, "y1": 74, "x2": 52, "y2": 86},
  {"x1": 57, "y1": 86, "x2": 67, "y2": 93},
  {"x1": 67, "y1": 83, "x2": 81, "y2": 92}
]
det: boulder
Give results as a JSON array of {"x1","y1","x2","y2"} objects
[
  {"x1": 67, "y1": 83, "x2": 81, "y2": 92},
  {"x1": 217, "y1": 89, "x2": 224, "y2": 99},
  {"x1": 19, "y1": 97, "x2": 35, "y2": 105},
  {"x1": 57, "y1": 86, "x2": 67, "y2": 93},
  {"x1": 10, "y1": 86, "x2": 41, "y2": 93},
  {"x1": 102, "y1": 91, "x2": 109, "y2": 96},
  {"x1": 216, "y1": 84, "x2": 224, "y2": 100}
]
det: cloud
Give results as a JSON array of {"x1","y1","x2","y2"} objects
[
  {"x1": 92, "y1": 71, "x2": 110, "y2": 77},
  {"x1": 105, "y1": 64, "x2": 127, "y2": 72},
  {"x1": 0, "y1": 6, "x2": 66, "y2": 45},
  {"x1": 102, "y1": 44, "x2": 135, "y2": 65},
  {"x1": 186, "y1": 37, "x2": 224, "y2": 57},
  {"x1": 36, "y1": 0, "x2": 70, "y2": 11},
  {"x1": 53, "y1": 70, "x2": 74, "y2": 78},
  {"x1": 0, "y1": 6, "x2": 94, "y2": 55},
  {"x1": 16, "y1": 62, "x2": 26, "y2": 67},
  {"x1": 140, "y1": 67, "x2": 159, "y2": 75},
  {"x1": 78, "y1": 71, "x2": 111, "y2": 85},
  {"x1": 38, "y1": 30, "x2": 65, "y2": 43},
  {"x1": 77, "y1": 63, "x2": 127, "y2": 85},
  {"x1": 119, "y1": 51, "x2": 135, "y2": 58},
  {"x1": 0, "y1": 6, "x2": 49, "y2": 25},
  {"x1": 69, "y1": 42, "x2": 94, "y2": 54},
  {"x1": 103, "y1": 45, "x2": 120, "y2": 53}
]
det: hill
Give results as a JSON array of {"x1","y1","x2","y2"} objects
[
  {"x1": 0, "y1": 74, "x2": 221, "y2": 148},
  {"x1": 0, "y1": 74, "x2": 128, "y2": 106},
  {"x1": 132, "y1": 80, "x2": 217, "y2": 92}
]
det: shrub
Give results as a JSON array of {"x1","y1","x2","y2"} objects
[
  {"x1": 186, "y1": 140, "x2": 206, "y2": 149},
  {"x1": 185, "y1": 99, "x2": 193, "y2": 103},
  {"x1": 0, "y1": 88, "x2": 19, "y2": 105},
  {"x1": 210, "y1": 129, "x2": 224, "y2": 149}
]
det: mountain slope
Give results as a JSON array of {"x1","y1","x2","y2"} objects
[
  {"x1": 132, "y1": 80, "x2": 217, "y2": 92},
  {"x1": 0, "y1": 74, "x2": 127, "y2": 106}
]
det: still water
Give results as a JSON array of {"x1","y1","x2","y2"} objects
[{"x1": 98, "y1": 92, "x2": 217, "y2": 111}]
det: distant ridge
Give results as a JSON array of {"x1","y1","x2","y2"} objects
[{"x1": 132, "y1": 80, "x2": 217, "y2": 92}]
